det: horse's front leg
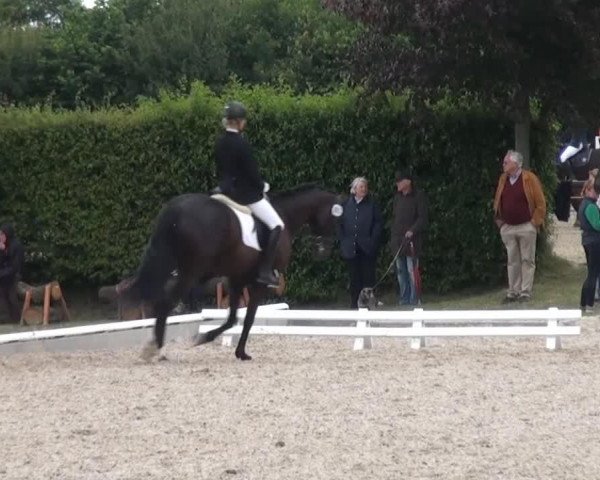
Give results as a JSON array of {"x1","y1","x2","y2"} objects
[
  {"x1": 194, "y1": 281, "x2": 242, "y2": 346},
  {"x1": 235, "y1": 286, "x2": 264, "y2": 361}
]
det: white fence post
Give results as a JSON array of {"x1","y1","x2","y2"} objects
[
  {"x1": 546, "y1": 307, "x2": 562, "y2": 350},
  {"x1": 410, "y1": 308, "x2": 426, "y2": 350},
  {"x1": 222, "y1": 316, "x2": 240, "y2": 347},
  {"x1": 353, "y1": 308, "x2": 372, "y2": 350},
  {"x1": 222, "y1": 303, "x2": 290, "y2": 347}
]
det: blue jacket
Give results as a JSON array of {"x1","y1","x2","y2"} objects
[
  {"x1": 0, "y1": 224, "x2": 24, "y2": 285},
  {"x1": 338, "y1": 195, "x2": 383, "y2": 259}
]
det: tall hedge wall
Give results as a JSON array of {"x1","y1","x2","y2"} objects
[{"x1": 0, "y1": 84, "x2": 556, "y2": 300}]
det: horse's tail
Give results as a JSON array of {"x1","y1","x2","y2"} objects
[{"x1": 123, "y1": 207, "x2": 179, "y2": 303}]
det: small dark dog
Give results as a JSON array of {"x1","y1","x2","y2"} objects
[{"x1": 357, "y1": 287, "x2": 383, "y2": 310}]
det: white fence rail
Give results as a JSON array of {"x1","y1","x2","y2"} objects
[
  {"x1": 214, "y1": 307, "x2": 581, "y2": 351},
  {"x1": 0, "y1": 303, "x2": 289, "y2": 354},
  {"x1": 0, "y1": 305, "x2": 581, "y2": 354}
]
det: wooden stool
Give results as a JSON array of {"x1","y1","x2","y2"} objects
[
  {"x1": 98, "y1": 282, "x2": 147, "y2": 321},
  {"x1": 216, "y1": 282, "x2": 250, "y2": 309},
  {"x1": 18, "y1": 281, "x2": 70, "y2": 326}
]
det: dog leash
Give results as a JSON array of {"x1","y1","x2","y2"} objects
[{"x1": 372, "y1": 236, "x2": 413, "y2": 291}]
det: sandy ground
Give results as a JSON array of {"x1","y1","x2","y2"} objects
[
  {"x1": 550, "y1": 212, "x2": 586, "y2": 265},
  {"x1": 1, "y1": 215, "x2": 599, "y2": 480}
]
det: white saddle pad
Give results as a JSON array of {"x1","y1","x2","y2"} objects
[
  {"x1": 211, "y1": 194, "x2": 261, "y2": 251},
  {"x1": 231, "y1": 208, "x2": 261, "y2": 251}
]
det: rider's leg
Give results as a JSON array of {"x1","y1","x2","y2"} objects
[{"x1": 248, "y1": 198, "x2": 285, "y2": 287}]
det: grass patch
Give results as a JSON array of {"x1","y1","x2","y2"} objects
[{"x1": 389, "y1": 254, "x2": 584, "y2": 310}]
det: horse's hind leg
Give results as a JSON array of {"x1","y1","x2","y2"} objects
[
  {"x1": 141, "y1": 298, "x2": 173, "y2": 362},
  {"x1": 141, "y1": 278, "x2": 192, "y2": 362},
  {"x1": 193, "y1": 281, "x2": 242, "y2": 346}
]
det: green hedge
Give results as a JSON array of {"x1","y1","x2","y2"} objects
[{"x1": 0, "y1": 84, "x2": 556, "y2": 300}]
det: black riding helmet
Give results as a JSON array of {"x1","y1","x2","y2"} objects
[{"x1": 224, "y1": 101, "x2": 247, "y2": 120}]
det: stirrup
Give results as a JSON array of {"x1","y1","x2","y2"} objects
[{"x1": 257, "y1": 269, "x2": 280, "y2": 288}]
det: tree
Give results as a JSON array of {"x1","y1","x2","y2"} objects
[
  {"x1": 126, "y1": 0, "x2": 231, "y2": 96},
  {"x1": 275, "y1": 0, "x2": 361, "y2": 93},
  {"x1": 0, "y1": 0, "x2": 81, "y2": 28},
  {"x1": 326, "y1": 0, "x2": 600, "y2": 166},
  {"x1": 0, "y1": 0, "x2": 86, "y2": 107},
  {"x1": 0, "y1": 0, "x2": 360, "y2": 108}
]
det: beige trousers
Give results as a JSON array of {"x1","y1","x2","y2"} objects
[{"x1": 500, "y1": 222, "x2": 537, "y2": 297}]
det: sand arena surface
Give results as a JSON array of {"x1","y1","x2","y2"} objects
[{"x1": 1, "y1": 217, "x2": 599, "y2": 480}]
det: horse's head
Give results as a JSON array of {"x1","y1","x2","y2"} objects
[
  {"x1": 271, "y1": 185, "x2": 344, "y2": 259},
  {"x1": 309, "y1": 190, "x2": 344, "y2": 235},
  {"x1": 307, "y1": 190, "x2": 345, "y2": 260}
]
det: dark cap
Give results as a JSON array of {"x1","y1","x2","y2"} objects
[
  {"x1": 395, "y1": 170, "x2": 413, "y2": 182},
  {"x1": 224, "y1": 101, "x2": 247, "y2": 120}
]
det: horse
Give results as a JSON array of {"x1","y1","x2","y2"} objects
[
  {"x1": 555, "y1": 144, "x2": 600, "y2": 221},
  {"x1": 122, "y1": 184, "x2": 343, "y2": 361}
]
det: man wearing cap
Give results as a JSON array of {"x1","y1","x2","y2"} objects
[
  {"x1": 494, "y1": 150, "x2": 546, "y2": 302},
  {"x1": 215, "y1": 101, "x2": 284, "y2": 288},
  {"x1": 391, "y1": 171, "x2": 428, "y2": 306},
  {"x1": 0, "y1": 223, "x2": 24, "y2": 323}
]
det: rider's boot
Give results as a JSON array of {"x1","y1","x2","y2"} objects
[{"x1": 257, "y1": 226, "x2": 282, "y2": 288}]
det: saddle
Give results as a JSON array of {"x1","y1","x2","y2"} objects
[
  {"x1": 211, "y1": 193, "x2": 270, "y2": 250},
  {"x1": 569, "y1": 147, "x2": 592, "y2": 169},
  {"x1": 558, "y1": 143, "x2": 592, "y2": 169},
  {"x1": 211, "y1": 193, "x2": 252, "y2": 215}
]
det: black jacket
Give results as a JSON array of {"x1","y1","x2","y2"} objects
[
  {"x1": 338, "y1": 195, "x2": 383, "y2": 259},
  {"x1": 215, "y1": 131, "x2": 265, "y2": 205},
  {"x1": 0, "y1": 224, "x2": 24, "y2": 285}
]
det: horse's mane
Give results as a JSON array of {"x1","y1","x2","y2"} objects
[{"x1": 270, "y1": 183, "x2": 323, "y2": 201}]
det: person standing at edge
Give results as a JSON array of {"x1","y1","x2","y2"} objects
[
  {"x1": 338, "y1": 177, "x2": 383, "y2": 309},
  {"x1": 493, "y1": 150, "x2": 546, "y2": 303},
  {"x1": 390, "y1": 171, "x2": 428, "y2": 306}
]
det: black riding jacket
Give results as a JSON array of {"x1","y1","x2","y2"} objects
[{"x1": 215, "y1": 130, "x2": 265, "y2": 205}]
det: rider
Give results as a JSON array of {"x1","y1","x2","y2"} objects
[{"x1": 215, "y1": 101, "x2": 284, "y2": 288}]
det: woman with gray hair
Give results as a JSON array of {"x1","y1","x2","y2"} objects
[{"x1": 338, "y1": 177, "x2": 383, "y2": 308}]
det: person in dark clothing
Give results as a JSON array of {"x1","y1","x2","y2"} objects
[
  {"x1": 390, "y1": 171, "x2": 428, "y2": 305},
  {"x1": 0, "y1": 223, "x2": 24, "y2": 323},
  {"x1": 215, "y1": 101, "x2": 284, "y2": 288},
  {"x1": 578, "y1": 175, "x2": 600, "y2": 314},
  {"x1": 338, "y1": 177, "x2": 383, "y2": 309}
]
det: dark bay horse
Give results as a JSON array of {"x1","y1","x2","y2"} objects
[
  {"x1": 555, "y1": 147, "x2": 600, "y2": 221},
  {"x1": 123, "y1": 185, "x2": 343, "y2": 361}
]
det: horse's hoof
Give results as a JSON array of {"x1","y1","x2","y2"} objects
[
  {"x1": 158, "y1": 354, "x2": 168, "y2": 362},
  {"x1": 192, "y1": 333, "x2": 209, "y2": 346},
  {"x1": 140, "y1": 342, "x2": 159, "y2": 362},
  {"x1": 235, "y1": 350, "x2": 252, "y2": 361}
]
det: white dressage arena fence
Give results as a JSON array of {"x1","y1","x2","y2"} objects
[
  {"x1": 214, "y1": 307, "x2": 581, "y2": 351},
  {"x1": 0, "y1": 303, "x2": 289, "y2": 355},
  {"x1": 0, "y1": 305, "x2": 581, "y2": 354}
]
